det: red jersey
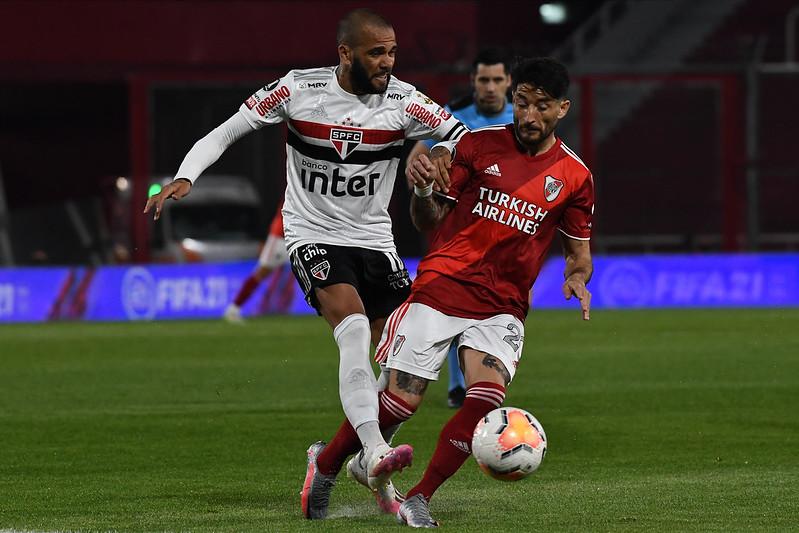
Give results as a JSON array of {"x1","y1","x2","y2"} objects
[
  {"x1": 410, "y1": 125, "x2": 594, "y2": 321},
  {"x1": 269, "y1": 201, "x2": 285, "y2": 237}
]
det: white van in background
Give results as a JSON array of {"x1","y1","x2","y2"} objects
[{"x1": 150, "y1": 175, "x2": 264, "y2": 263}]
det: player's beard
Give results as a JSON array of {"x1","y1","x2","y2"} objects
[
  {"x1": 514, "y1": 117, "x2": 552, "y2": 153},
  {"x1": 351, "y1": 56, "x2": 390, "y2": 95}
]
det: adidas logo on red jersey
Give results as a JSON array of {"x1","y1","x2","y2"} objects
[{"x1": 483, "y1": 163, "x2": 501, "y2": 176}]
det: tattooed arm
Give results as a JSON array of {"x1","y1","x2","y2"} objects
[
  {"x1": 409, "y1": 145, "x2": 458, "y2": 231},
  {"x1": 410, "y1": 191, "x2": 454, "y2": 232}
]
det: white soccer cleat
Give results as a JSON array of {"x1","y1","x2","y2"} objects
[
  {"x1": 365, "y1": 443, "x2": 413, "y2": 490},
  {"x1": 397, "y1": 494, "x2": 439, "y2": 528},
  {"x1": 346, "y1": 449, "x2": 405, "y2": 514},
  {"x1": 223, "y1": 303, "x2": 244, "y2": 323}
]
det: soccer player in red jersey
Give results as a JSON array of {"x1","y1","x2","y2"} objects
[
  {"x1": 316, "y1": 57, "x2": 593, "y2": 526},
  {"x1": 223, "y1": 203, "x2": 288, "y2": 323}
]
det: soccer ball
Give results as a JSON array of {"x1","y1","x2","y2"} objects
[{"x1": 472, "y1": 407, "x2": 547, "y2": 481}]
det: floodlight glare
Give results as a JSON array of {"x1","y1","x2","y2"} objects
[{"x1": 540, "y1": 3, "x2": 567, "y2": 24}]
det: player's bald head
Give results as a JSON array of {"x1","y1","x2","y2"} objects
[{"x1": 337, "y1": 8, "x2": 393, "y2": 47}]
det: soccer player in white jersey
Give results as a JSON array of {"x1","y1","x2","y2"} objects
[{"x1": 143, "y1": 8, "x2": 467, "y2": 520}]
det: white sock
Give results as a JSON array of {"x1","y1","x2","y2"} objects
[
  {"x1": 334, "y1": 313, "x2": 383, "y2": 452},
  {"x1": 356, "y1": 421, "x2": 387, "y2": 459}
]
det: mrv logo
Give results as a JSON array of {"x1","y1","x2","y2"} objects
[
  {"x1": 330, "y1": 128, "x2": 362, "y2": 159},
  {"x1": 300, "y1": 167, "x2": 380, "y2": 197}
]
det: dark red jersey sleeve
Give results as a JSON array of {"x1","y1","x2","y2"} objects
[{"x1": 558, "y1": 173, "x2": 594, "y2": 240}]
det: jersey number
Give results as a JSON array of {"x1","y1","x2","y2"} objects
[{"x1": 503, "y1": 323, "x2": 522, "y2": 352}]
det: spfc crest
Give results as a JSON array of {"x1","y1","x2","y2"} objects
[
  {"x1": 310, "y1": 260, "x2": 331, "y2": 280},
  {"x1": 393, "y1": 334, "x2": 406, "y2": 356},
  {"x1": 544, "y1": 175, "x2": 564, "y2": 202},
  {"x1": 330, "y1": 128, "x2": 362, "y2": 160}
]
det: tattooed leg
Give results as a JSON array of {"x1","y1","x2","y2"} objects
[
  {"x1": 461, "y1": 348, "x2": 511, "y2": 387},
  {"x1": 387, "y1": 369, "x2": 430, "y2": 410}
]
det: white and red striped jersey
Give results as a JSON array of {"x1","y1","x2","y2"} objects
[{"x1": 239, "y1": 67, "x2": 467, "y2": 253}]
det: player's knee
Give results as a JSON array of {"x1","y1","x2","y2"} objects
[
  {"x1": 390, "y1": 389, "x2": 424, "y2": 411},
  {"x1": 387, "y1": 370, "x2": 429, "y2": 410}
]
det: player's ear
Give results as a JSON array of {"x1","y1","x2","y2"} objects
[
  {"x1": 557, "y1": 99, "x2": 571, "y2": 119},
  {"x1": 338, "y1": 44, "x2": 352, "y2": 66}
]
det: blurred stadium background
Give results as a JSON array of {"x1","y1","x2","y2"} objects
[{"x1": 1, "y1": 1, "x2": 798, "y2": 531}]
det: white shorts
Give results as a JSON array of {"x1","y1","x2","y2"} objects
[
  {"x1": 257, "y1": 235, "x2": 289, "y2": 269},
  {"x1": 375, "y1": 302, "x2": 524, "y2": 382}
]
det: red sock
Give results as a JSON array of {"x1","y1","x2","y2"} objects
[
  {"x1": 233, "y1": 275, "x2": 260, "y2": 306},
  {"x1": 316, "y1": 390, "x2": 416, "y2": 476},
  {"x1": 406, "y1": 382, "x2": 505, "y2": 501}
]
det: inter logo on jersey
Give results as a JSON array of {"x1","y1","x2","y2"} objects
[
  {"x1": 330, "y1": 128, "x2": 362, "y2": 160},
  {"x1": 544, "y1": 175, "x2": 564, "y2": 202}
]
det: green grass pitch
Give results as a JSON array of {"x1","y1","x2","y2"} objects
[{"x1": 1, "y1": 309, "x2": 798, "y2": 531}]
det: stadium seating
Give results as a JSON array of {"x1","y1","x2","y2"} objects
[{"x1": 588, "y1": 0, "x2": 799, "y2": 251}]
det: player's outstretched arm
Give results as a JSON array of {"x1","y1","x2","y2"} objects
[
  {"x1": 143, "y1": 179, "x2": 192, "y2": 221},
  {"x1": 561, "y1": 236, "x2": 593, "y2": 321},
  {"x1": 143, "y1": 111, "x2": 255, "y2": 220}
]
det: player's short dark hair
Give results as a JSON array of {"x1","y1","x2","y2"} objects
[
  {"x1": 511, "y1": 57, "x2": 570, "y2": 99},
  {"x1": 472, "y1": 47, "x2": 511, "y2": 75},
  {"x1": 337, "y1": 8, "x2": 393, "y2": 46}
]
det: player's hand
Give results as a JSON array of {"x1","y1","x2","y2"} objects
[
  {"x1": 429, "y1": 146, "x2": 453, "y2": 193},
  {"x1": 143, "y1": 179, "x2": 192, "y2": 221},
  {"x1": 562, "y1": 275, "x2": 591, "y2": 321},
  {"x1": 406, "y1": 152, "x2": 436, "y2": 189}
]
